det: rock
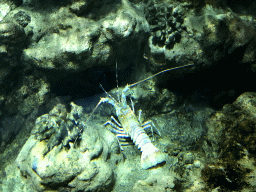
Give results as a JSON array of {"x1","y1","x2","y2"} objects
[
  {"x1": 147, "y1": 3, "x2": 256, "y2": 71},
  {"x1": 0, "y1": 2, "x2": 11, "y2": 22},
  {"x1": 0, "y1": 21, "x2": 26, "y2": 84},
  {"x1": 14, "y1": 11, "x2": 31, "y2": 28},
  {"x1": 20, "y1": 0, "x2": 149, "y2": 72},
  {"x1": 2, "y1": 102, "x2": 123, "y2": 191},
  {"x1": 4, "y1": 76, "x2": 50, "y2": 115},
  {"x1": 133, "y1": 172, "x2": 175, "y2": 192},
  {"x1": 203, "y1": 92, "x2": 256, "y2": 158},
  {"x1": 0, "y1": 21, "x2": 26, "y2": 52},
  {"x1": 202, "y1": 92, "x2": 256, "y2": 190}
]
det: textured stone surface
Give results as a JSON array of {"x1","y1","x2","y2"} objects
[
  {"x1": 202, "y1": 92, "x2": 256, "y2": 191},
  {"x1": 3, "y1": 102, "x2": 122, "y2": 191},
  {"x1": 17, "y1": 0, "x2": 149, "y2": 72},
  {"x1": 1, "y1": 0, "x2": 256, "y2": 191}
]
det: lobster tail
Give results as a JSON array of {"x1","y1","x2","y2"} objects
[
  {"x1": 141, "y1": 142, "x2": 166, "y2": 169},
  {"x1": 130, "y1": 126, "x2": 166, "y2": 169}
]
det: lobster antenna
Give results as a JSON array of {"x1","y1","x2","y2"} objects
[
  {"x1": 129, "y1": 63, "x2": 194, "y2": 88},
  {"x1": 82, "y1": 99, "x2": 102, "y2": 126},
  {"x1": 99, "y1": 83, "x2": 117, "y2": 103},
  {"x1": 81, "y1": 83, "x2": 117, "y2": 129},
  {"x1": 116, "y1": 60, "x2": 120, "y2": 102}
]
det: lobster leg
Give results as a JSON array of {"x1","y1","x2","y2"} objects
[
  {"x1": 104, "y1": 120, "x2": 122, "y2": 131},
  {"x1": 138, "y1": 109, "x2": 142, "y2": 123},
  {"x1": 110, "y1": 116, "x2": 122, "y2": 128},
  {"x1": 142, "y1": 123, "x2": 155, "y2": 141},
  {"x1": 116, "y1": 133, "x2": 132, "y2": 146},
  {"x1": 137, "y1": 110, "x2": 160, "y2": 137},
  {"x1": 142, "y1": 120, "x2": 161, "y2": 136},
  {"x1": 104, "y1": 116, "x2": 131, "y2": 150},
  {"x1": 104, "y1": 123, "x2": 130, "y2": 150}
]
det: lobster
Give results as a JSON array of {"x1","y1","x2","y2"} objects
[{"x1": 83, "y1": 63, "x2": 194, "y2": 169}]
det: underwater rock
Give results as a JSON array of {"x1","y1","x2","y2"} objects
[
  {"x1": 2, "y1": 102, "x2": 122, "y2": 191},
  {"x1": 184, "y1": 5, "x2": 256, "y2": 65},
  {"x1": 4, "y1": 76, "x2": 50, "y2": 116},
  {"x1": 0, "y1": 2, "x2": 11, "y2": 22},
  {"x1": 0, "y1": 21, "x2": 26, "y2": 53},
  {"x1": 133, "y1": 172, "x2": 175, "y2": 191},
  {"x1": 146, "y1": 2, "x2": 256, "y2": 71},
  {"x1": 202, "y1": 92, "x2": 256, "y2": 190},
  {"x1": 69, "y1": 0, "x2": 118, "y2": 16},
  {"x1": 203, "y1": 92, "x2": 256, "y2": 159},
  {"x1": 21, "y1": 0, "x2": 149, "y2": 72},
  {"x1": 0, "y1": 115, "x2": 25, "y2": 152},
  {"x1": 32, "y1": 102, "x2": 83, "y2": 154},
  {"x1": 150, "y1": 104, "x2": 213, "y2": 151},
  {"x1": 14, "y1": 11, "x2": 31, "y2": 28},
  {"x1": 0, "y1": 20, "x2": 26, "y2": 84}
]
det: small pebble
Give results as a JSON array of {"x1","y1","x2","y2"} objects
[{"x1": 194, "y1": 160, "x2": 201, "y2": 168}]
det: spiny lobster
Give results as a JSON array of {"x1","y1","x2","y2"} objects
[{"x1": 82, "y1": 63, "x2": 194, "y2": 169}]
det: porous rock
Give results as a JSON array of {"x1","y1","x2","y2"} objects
[
  {"x1": 147, "y1": 3, "x2": 256, "y2": 70},
  {"x1": 133, "y1": 172, "x2": 175, "y2": 192},
  {"x1": 3, "y1": 102, "x2": 122, "y2": 191},
  {"x1": 202, "y1": 92, "x2": 256, "y2": 190},
  {"x1": 20, "y1": 0, "x2": 149, "y2": 72}
]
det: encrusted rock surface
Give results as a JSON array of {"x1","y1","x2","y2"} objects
[
  {"x1": 14, "y1": 0, "x2": 149, "y2": 72},
  {"x1": 146, "y1": 2, "x2": 256, "y2": 71},
  {"x1": 203, "y1": 92, "x2": 256, "y2": 159},
  {"x1": 1, "y1": 0, "x2": 256, "y2": 191},
  {"x1": 2, "y1": 102, "x2": 122, "y2": 191},
  {"x1": 202, "y1": 92, "x2": 256, "y2": 191}
]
